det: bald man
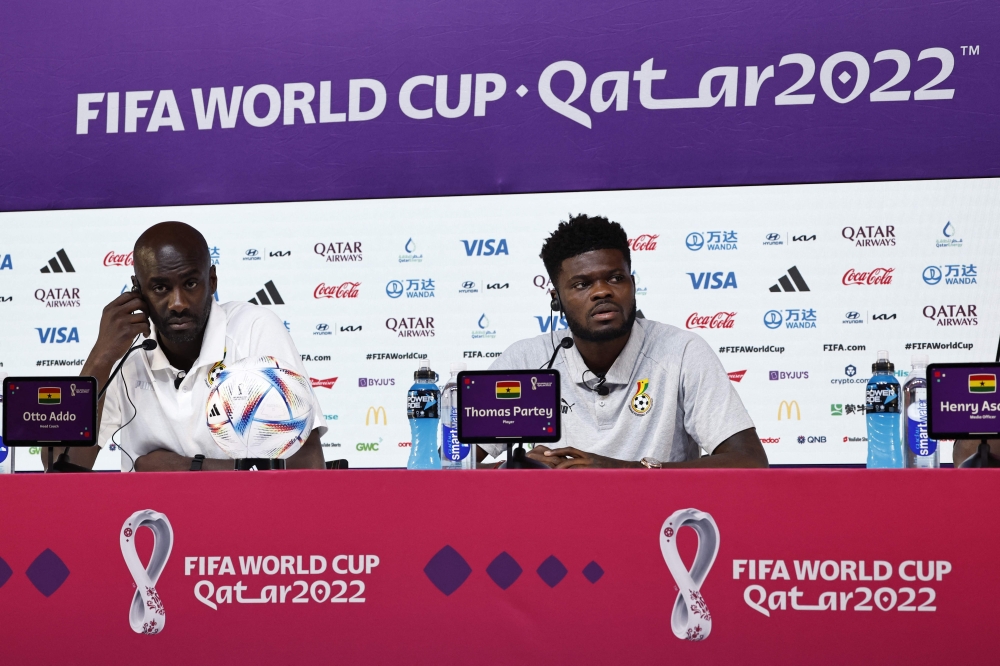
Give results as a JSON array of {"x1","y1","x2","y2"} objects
[{"x1": 58, "y1": 221, "x2": 326, "y2": 471}]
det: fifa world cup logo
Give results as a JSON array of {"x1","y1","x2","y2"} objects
[
  {"x1": 120, "y1": 510, "x2": 174, "y2": 635},
  {"x1": 660, "y1": 508, "x2": 720, "y2": 641}
]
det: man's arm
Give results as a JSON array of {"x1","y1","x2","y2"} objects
[
  {"x1": 134, "y1": 429, "x2": 326, "y2": 471},
  {"x1": 953, "y1": 439, "x2": 1000, "y2": 467},
  {"x1": 530, "y1": 427, "x2": 769, "y2": 469}
]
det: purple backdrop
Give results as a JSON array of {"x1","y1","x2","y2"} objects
[{"x1": 0, "y1": 0, "x2": 997, "y2": 211}]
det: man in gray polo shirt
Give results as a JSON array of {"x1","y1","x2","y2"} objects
[{"x1": 480, "y1": 214, "x2": 767, "y2": 469}]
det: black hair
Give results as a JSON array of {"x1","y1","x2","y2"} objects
[{"x1": 540, "y1": 214, "x2": 631, "y2": 281}]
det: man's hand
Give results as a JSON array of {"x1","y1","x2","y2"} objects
[
  {"x1": 542, "y1": 447, "x2": 641, "y2": 469},
  {"x1": 525, "y1": 445, "x2": 564, "y2": 468},
  {"x1": 90, "y1": 291, "x2": 151, "y2": 366}
]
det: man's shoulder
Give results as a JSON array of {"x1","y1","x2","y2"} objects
[
  {"x1": 637, "y1": 319, "x2": 715, "y2": 362},
  {"x1": 219, "y1": 300, "x2": 287, "y2": 334}
]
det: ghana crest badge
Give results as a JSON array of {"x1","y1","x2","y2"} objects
[
  {"x1": 630, "y1": 378, "x2": 652, "y2": 416},
  {"x1": 206, "y1": 360, "x2": 227, "y2": 387}
]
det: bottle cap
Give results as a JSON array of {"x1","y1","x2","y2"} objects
[
  {"x1": 414, "y1": 361, "x2": 437, "y2": 381},
  {"x1": 450, "y1": 362, "x2": 467, "y2": 373},
  {"x1": 911, "y1": 354, "x2": 929, "y2": 369},
  {"x1": 872, "y1": 350, "x2": 894, "y2": 373}
]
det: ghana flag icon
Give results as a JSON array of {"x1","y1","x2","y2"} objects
[
  {"x1": 38, "y1": 387, "x2": 61, "y2": 404},
  {"x1": 496, "y1": 381, "x2": 521, "y2": 399},
  {"x1": 969, "y1": 374, "x2": 996, "y2": 393}
]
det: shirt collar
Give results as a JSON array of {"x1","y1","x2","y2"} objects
[
  {"x1": 563, "y1": 318, "x2": 646, "y2": 386},
  {"x1": 148, "y1": 300, "x2": 226, "y2": 372}
]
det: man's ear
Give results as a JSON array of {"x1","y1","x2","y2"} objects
[{"x1": 209, "y1": 264, "x2": 218, "y2": 293}]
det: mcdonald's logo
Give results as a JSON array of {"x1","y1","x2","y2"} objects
[
  {"x1": 365, "y1": 406, "x2": 387, "y2": 426},
  {"x1": 777, "y1": 400, "x2": 801, "y2": 420}
]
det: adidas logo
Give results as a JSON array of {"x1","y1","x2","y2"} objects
[
  {"x1": 249, "y1": 280, "x2": 285, "y2": 305},
  {"x1": 208, "y1": 404, "x2": 221, "y2": 417},
  {"x1": 40, "y1": 249, "x2": 75, "y2": 273},
  {"x1": 768, "y1": 266, "x2": 810, "y2": 292}
]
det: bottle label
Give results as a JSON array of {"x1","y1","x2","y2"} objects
[
  {"x1": 441, "y1": 425, "x2": 470, "y2": 461},
  {"x1": 866, "y1": 380, "x2": 900, "y2": 414},
  {"x1": 906, "y1": 388, "x2": 937, "y2": 457},
  {"x1": 407, "y1": 389, "x2": 439, "y2": 419}
]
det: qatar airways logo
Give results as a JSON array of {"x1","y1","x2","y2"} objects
[
  {"x1": 104, "y1": 251, "x2": 134, "y2": 267},
  {"x1": 841, "y1": 226, "x2": 895, "y2": 247},
  {"x1": 628, "y1": 234, "x2": 659, "y2": 251},
  {"x1": 313, "y1": 282, "x2": 360, "y2": 299},
  {"x1": 686, "y1": 312, "x2": 735, "y2": 330},
  {"x1": 842, "y1": 268, "x2": 894, "y2": 286}
]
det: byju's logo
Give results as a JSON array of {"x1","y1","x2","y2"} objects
[
  {"x1": 36, "y1": 327, "x2": 80, "y2": 343},
  {"x1": 923, "y1": 304, "x2": 978, "y2": 326},
  {"x1": 386, "y1": 316, "x2": 435, "y2": 338},
  {"x1": 769, "y1": 371, "x2": 809, "y2": 380},
  {"x1": 461, "y1": 239, "x2": 509, "y2": 256},
  {"x1": 628, "y1": 234, "x2": 659, "y2": 251},
  {"x1": 768, "y1": 266, "x2": 810, "y2": 292},
  {"x1": 535, "y1": 314, "x2": 568, "y2": 333},
  {"x1": 386, "y1": 279, "x2": 435, "y2": 298},
  {"x1": 399, "y1": 238, "x2": 423, "y2": 263},
  {"x1": 685, "y1": 231, "x2": 737, "y2": 251},
  {"x1": 936, "y1": 221, "x2": 963, "y2": 248},
  {"x1": 687, "y1": 272, "x2": 737, "y2": 289},
  {"x1": 0, "y1": 253, "x2": 12, "y2": 270},
  {"x1": 473, "y1": 314, "x2": 497, "y2": 339},
  {"x1": 34, "y1": 288, "x2": 81, "y2": 308},
  {"x1": 358, "y1": 378, "x2": 395, "y2": 388},
  {"x1": 763, "y1": 309, "x2": 816, "y2": 330},
  {"x1": 315, "y1": 242, "x2": 362, "y2": 262},
  {"x1": 841, "y1": 225, "x2": 895, "y2": 247},
  {"x1": 923, "y1": 264, "x2": 977, "y2": 285},
  {"x1": 40, "y1": 249, "x2": 75, "y2": 273},
  {"x1": 686, "y1": 312, "x2": 736, "y2": 330}
]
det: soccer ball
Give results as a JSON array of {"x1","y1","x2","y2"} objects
[
  {"x1": 631, "y1": 393, "x2": 652, "y2": 415},
  {"x1": 205, "y1": 356, "x2": 314, "y2": 459}
]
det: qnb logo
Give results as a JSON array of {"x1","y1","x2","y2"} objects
[
  {"x1": 628, "y1": 234, "x2": 659, "y2": 251},
  {"x1": 120, "y1": 509, "x2": 173, "y2": 635},
  {"x1": 313, "y1": 282, "x2": 360, "y2": 299},
  {"x1": 768, "y1": 266, "x2": 809, "y2": 292},
  {"x1": 660, "y1": 509, "x2": 719, "y2": 642},
  {"x1": 923, "y1": 304, "x2": 978, "y2": 326},
  {"x1": 36, "y1": 327, "x2": 80, "y2": 343},
  {"x1": 685, "y1": 231, "x2": 737, "y2": 252},
  {"x1": 535, "y1": 314, "x2": 568, "y2": 333},
  {"x1": 686, "y1": 312, "x2": 735, "y2": 330},
  {"x1": 842, "y1": 268, "x2": 893, "y2": 286},
  {"x1": 797, "y1": 435, "x2": 828, "y2": 444},
  {"x1": 40, "y1": 249, "x2": 75, "y2": 273},
  {"x1": 462, "y1": 239, "x2": 509, "y2": 256},
  {"x1": 841, "y1": 225, "x2": 895, "y2": 247},
  {"x1": 315, "y1": 241, "x2": 362, "y2": 262},
  {"x1": 923, "y1": 264, "x2": 977, "y2": 286},
  {"x1": 386, "y1": 316, "x2": 435, "y2": 338},
  {"x1": 777, "y1": 400, "x2": 801, "y2": 420},
  {"x1": 687, "y1": 272, "x2": 737, "y2": 289},
  {"x1": 104, "y1": 251, "x2": 133, "y2": 267}
]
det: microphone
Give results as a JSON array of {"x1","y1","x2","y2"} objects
[
  {"x1": 545, "y1": 337, "x2": 574, "y2": 369},
  {"x1": 97, "y1": 338, "x2": 157, "y2": 400},
  {"x1": 596, "y1": 379, "x2": 609, "y2": 396}
]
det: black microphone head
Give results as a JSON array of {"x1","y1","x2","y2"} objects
[
  {"x1": 559, "y1": 337, "x2": 574, "y2": 349},
  {"x1": 597, "y1": 385, "x2": 610, "y2": 396},
  {"x1": 141, "y1": 339, "x2": 158, "y2": 351}
]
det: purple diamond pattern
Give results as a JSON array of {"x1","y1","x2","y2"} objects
[
  {"x1": 424, "y1": 545, "x2": 471, "y2": 596},
  {"x1": 536, "y1": 555, "x2": 568, "y2": 588},
  {"x1": 25, "y1": 549, "x2": 69, "y2": 597},
  {"x1": 486, "y1": 552, "x2": 522, "y2": 590},
  {"x1": 0, "y1": 557, "x2": 12, "y2": 588},
  {"x1": 582, "y1": 561, "x2": 604, "y2": 584}
]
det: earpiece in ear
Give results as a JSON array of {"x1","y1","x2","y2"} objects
[{"x1": 550, "y1": 292, "x2": 562, "y2": 312}]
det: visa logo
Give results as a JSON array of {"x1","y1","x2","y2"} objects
[
  {"x1": 687, "y1": 272, "x2": 738, "y2": 289},
  {"x1": 0, "y1": 254, "x2": 11, "y2": 270},
  {"x1": 535, "y1": 314, "x2": 568, "y2": 333},
  {"x1": 36, "y1": 326, "x2": 80, "y2": 343},
  {"x1": 462, "y1": 239, "x2": 509, "y2": 256}
]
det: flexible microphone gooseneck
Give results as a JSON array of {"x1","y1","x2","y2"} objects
[
  {"x1": 544, "y1": 337, "x2": 574, "y2": 369},
  {"x1": 98, "y1": 338, "x2": 158, "y2": 400}
]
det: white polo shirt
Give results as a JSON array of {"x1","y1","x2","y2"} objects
[
  {"x1": 483, "y1": 318, "x2": 754, "y2": 462},
  {"x1": 98, "y1": 300, "x2": 326, "y2": 470}
]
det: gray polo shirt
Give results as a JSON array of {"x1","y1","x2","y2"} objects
[{"x1": 483, "y1": 318, "x2": 754, "y2": 462}]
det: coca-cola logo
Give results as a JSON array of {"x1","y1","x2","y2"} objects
[
  {"x1": 842, "y1": 268, "x2": 894, "y2": 286},
  {"x1": 628, "y1": 234, "x2": 659, "y2": 251},
  {"x1": 104, "y1": 251, "x2": 133, "y2": 267},
  {"x1": 685, "y1": 312, "x2": 736, "y2": 329},
  {"x1": 313, "y1": 282, "x2": 361, "y2": 299}
]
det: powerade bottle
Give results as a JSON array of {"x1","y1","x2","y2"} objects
[
  {"x1": 903, "y1": 354, "x2": 939, "y2": 468},
  {"x1": 865, "y1": 350, "x2": 902, "y2": 468},
  {"x1": 407, "y1": 361, "x2": 441, "y2": 470},
  {"x1": 441, "y1": 363, "x2": 472, "y2": 470}
]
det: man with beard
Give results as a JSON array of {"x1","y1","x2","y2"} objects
[
  {"x1": 479, "y1": 215, "x2": 767, "y2": 469},
  {"x1": 54, "y1": 221, "x2": 325, "y2": 471}
]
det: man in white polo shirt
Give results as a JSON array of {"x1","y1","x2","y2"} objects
[
  {"x1": 481, "y1": 214, "x2": 767, "y2": 469},
  {"x1": 57, "y1": 221, "x2": 326, "y2": 471}
]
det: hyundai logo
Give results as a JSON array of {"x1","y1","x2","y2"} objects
[
  {"x1": 245, "y1": 249, "x2": 258, "y2": 257},
  {"x1": 385, "y1": 280, "x2": 404, "y2": 298},
  {"x1": 765, "y1": 233, "x2": 781, "y2": 242},
  {"x1": 462, "y1": 281, "x2": 476, "y2": 289},
  {"x1": 922, "y1": 266, "x2": 942, "y2": 285},
  {"x1": 685, "y1": 232, "x2": 705, "y2": 251},
  {"x1": 316, "y1": 323, "x2": 329, "y2": 331},
  {"x1": 845, "y1": 311, "x2": 860, "y2": 320},
  {"x1": 845, "y1": 365, "x2": 857, "y2": 377},
  {"x1": 763, "y1": 310, "x2": 783, "y2": 329}
]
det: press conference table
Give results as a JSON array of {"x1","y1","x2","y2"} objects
[{"x1": 1, "y1": 469, "x2": 994, "y2": 665}]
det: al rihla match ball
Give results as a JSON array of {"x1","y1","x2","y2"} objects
[{"x1": 205, "y1": 356, "x2": 314, "y2": 459}]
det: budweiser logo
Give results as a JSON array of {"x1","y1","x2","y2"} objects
[
  {"x1": 104, "y1": 251, "x2": 133, "y2": 267},
  {"x1": 310, "y1": 377, "x2": 338, "y2": 389},
  {"x1": 313, "y1": 282, "x2": 361, "y2": 299},
  {"x1": 628, "y1": 234, "x2": 659, "y2": 251},
  {"x1": 685, "y1": 311, "x2": 736, "y2": 329},
  {"x1": 727, "y1": 370, "x2": 746, "y2": 382},
  {"x1": 842, "y1": 268, "x2": 893, "y2": 286}
]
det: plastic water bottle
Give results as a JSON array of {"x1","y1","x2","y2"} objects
[
  {"x1": 865, "y1": 350, "x2": 902, "y2": 468},
  {"x1": 903, "y1": 354, "x2": 939, "y2": 468},
  {"x1": 407, "y1": 361, "x2": 441, "y2": 470},
  {"x1": 441, "y1": 363, "x2": 473, "y2": 469}
]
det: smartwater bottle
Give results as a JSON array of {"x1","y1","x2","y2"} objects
[
  {"x1": 407, "y1": 362, "x2": 441, "y2": 470},
  {"x1": 441, "y1": 363, "x2": 473, "y2": 469},
  {"x1": 865, "y1": 350, "x2": 902, "y2": 468},
  {"x1": 903, "y1": 354, "x2": 939, "y2": 468}
]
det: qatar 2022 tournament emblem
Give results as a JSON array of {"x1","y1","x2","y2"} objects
[
  {"x1": 630, "y1": 378, "x2": 653, "y2": 416},
  {"x1": 660, "y1": 508, "x2": 720, "y2": 641},
  {"x1": 120, "y1": 510, "x2": 174, "y2": 635}
]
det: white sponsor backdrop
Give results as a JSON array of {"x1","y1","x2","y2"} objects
[{"x1": 1, "y1": 178, "x2": 999, "y2": 470}]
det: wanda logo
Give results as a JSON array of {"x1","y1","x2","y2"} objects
[
  {"x1": 104, "y1": 251, "x2": 133, "y2": 267},
  {"x1": 313, "y1": 282, "x2": 361, "y2": 299},
  {"x1": 628, "y1": 234, "x2": 659, "y2": 251},
  {"x1": 686, "y1": 312, "x2": 736, "y2": 329},
  {"x1": 842, "y1": 268, "x2": 894, "y2": 285}
]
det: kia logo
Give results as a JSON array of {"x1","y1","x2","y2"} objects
[
  {"x1": 315, "y1": 323, "x2": 329, "y2": 331},
  {"x1": 245, "y1": 249, "x2": 258, "y2": 257},
  {"x1": 922, "y1": 266, "x2": 943, "y2": 285},
  {"x1": 763, "y1": 310, "x2": 783, "y2": 329},
  {"x1": 386, "y1": 280, "x2": 404, "y2": 298},
  {"x1": 486, "y1": 283, "x2": 509, "y2": 290},
  {"x1": 765, "y1": 233, "x2": 780, "y2": 242},
  {"x1": 685, "y1": 232, "x2": 705, "y2": 251}
]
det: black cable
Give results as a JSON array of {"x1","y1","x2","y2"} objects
[
  {"x1": 108, "y1": 335, "x2": 141, "y2": 472},
  {"x1": 581, "y1": 369, "x2": 609, "y2": 396}
]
